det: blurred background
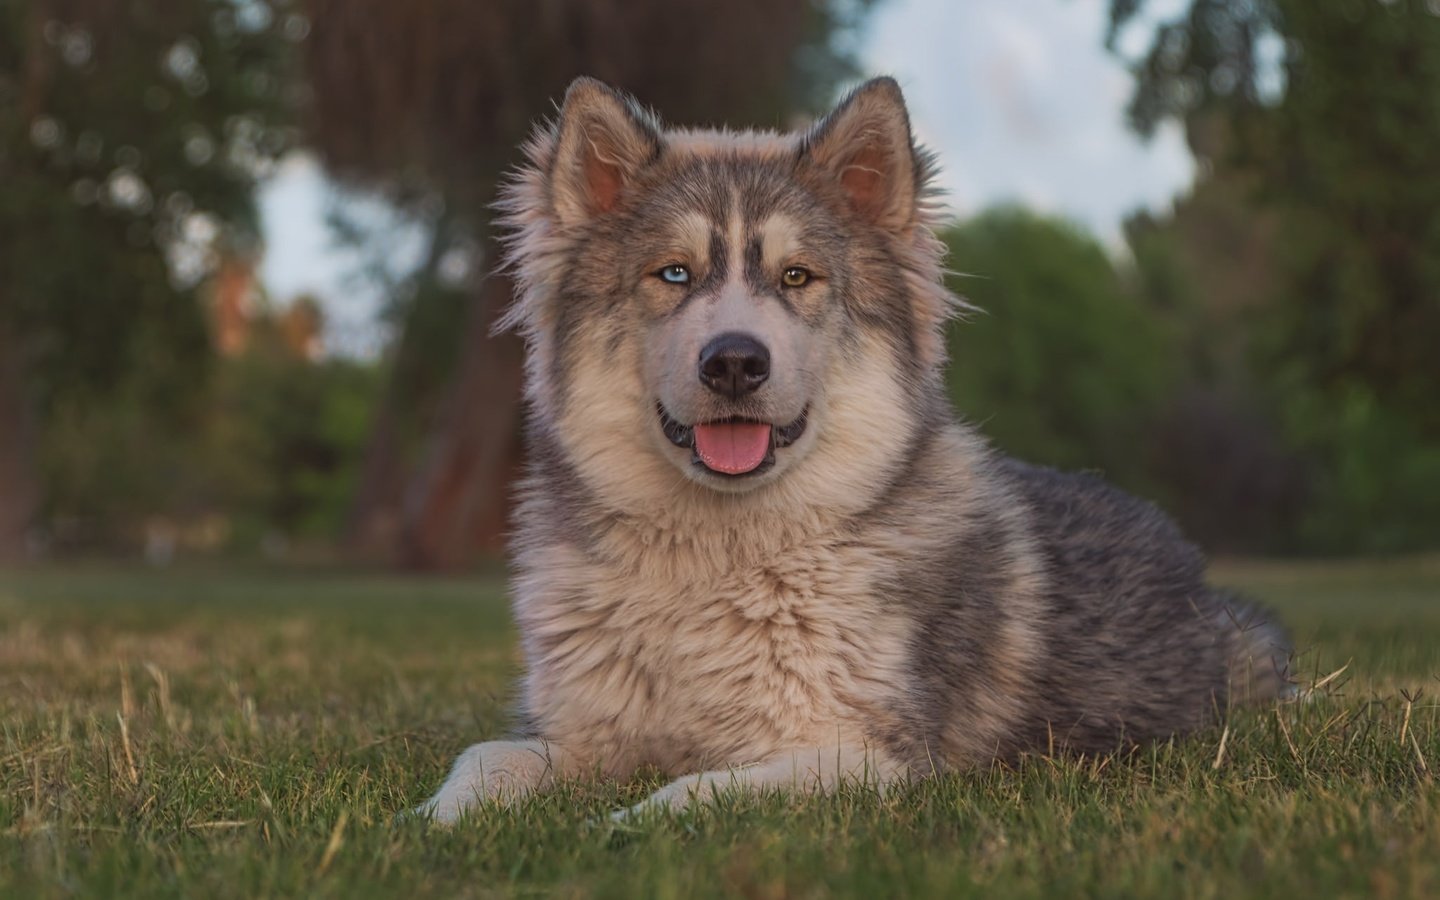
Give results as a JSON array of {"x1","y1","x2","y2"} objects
[{"x1": 1, "y1": 0, "x2": 1437, "y2": 570}]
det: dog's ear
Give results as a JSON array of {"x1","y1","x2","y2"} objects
[
  {"x1": 800, "y1": 77, "x2": 918, "y2": 232},
  {"x1": 549, "y1": 78, "x2": 662, "y2": 228}
]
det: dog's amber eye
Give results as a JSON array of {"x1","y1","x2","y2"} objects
[
  {"x1": 781, "y1": 267, "x2": 811, "y2": 288},
  {"x1": 658, "y1": 264, "x2": 690, "y2": 285}
]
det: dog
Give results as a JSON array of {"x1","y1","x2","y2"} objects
[{"x1": 417, "y1": 76, "x2": 1291, "y2": 823}]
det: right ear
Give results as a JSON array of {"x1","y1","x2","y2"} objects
[
  {"x1": 549, "y1": 78, "x2": 662, "y2": 228},
  {"x1": 798, "y1": 77, "x2": 919, "y2": 233}
]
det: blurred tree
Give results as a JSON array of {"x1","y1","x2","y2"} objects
[
  {"x1": 1106, "y1": 0, "x2": 1279, "y2": 158},
  {"x1": 1124, "y1": 190, "x2": 1306, "y2": 553},
  {"x1": 37, "y1": 294, "x2": 380, "y2": 553},
  {"x1": 1110, "y1": 0, "x2": 1440, "y2": 551},
  {"x1": 0, "y1": 0, "x2": 300, "y2": 553},
  {"x1": 301, "y1": 0, "x2": 880, "y2": 568},
  {"x1": 943, "y1": 208, "x2": 1177, "y2": 491},
  {"x1": 203, "y1": 312, "x2": 380, "y2": 544},
  {"x1": 0, "y1": 319, "x2": 36, "y2": 559}
]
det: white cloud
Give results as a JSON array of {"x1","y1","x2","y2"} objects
[
  {"x1": 861, "y1": 0, "x2": 1195, "y2": 242},
  {"x1": 256, "y1": 152, "x2": 423, "y2": 357}
]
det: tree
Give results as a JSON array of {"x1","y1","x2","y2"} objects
[
  {"x1": 0, "y1": 319, "x2": 36, "y2": 560},
  {"x1": 1109, "y1": 0, "x2": 1440, "y2": 551},
  {"x1": 1106, "y1": 0, "x2": 1278, "y2": 155},
  {"x1": 1123, "y1": 188, "x2": 1306, "y2": 553},
  {"x1": 300, "y1": 0, "x2": 880, "y2": 568},
  {"x1": 0, "y1": 0, "x2": 300, "y2": 552},
  {"x1": 0, "y1": 0, "x2": 300, "y2": 550},
  {"x1": 943, "y1": 208, "x2": 1176, "y2": 490}
]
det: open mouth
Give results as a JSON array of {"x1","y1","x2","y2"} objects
[{"x1": 658, "y1": 403, "x2": 809, "y2": 477}]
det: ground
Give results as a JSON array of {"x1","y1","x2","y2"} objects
[{"x1": 1, "y1": 558, "x2": 1437, "y2": 898}]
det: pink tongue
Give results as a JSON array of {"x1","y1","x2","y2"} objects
[{"x1": 693, "y1": 422, "x2": 773, "y2": 475}]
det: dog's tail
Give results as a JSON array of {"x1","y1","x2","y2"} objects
[{"x1": 1216, "y1": 592, "x2": 1295, "y2": 705}]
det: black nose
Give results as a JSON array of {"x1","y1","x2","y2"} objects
[{"x1": 698, "y1": 332, "x2": 770, "y2": 399}]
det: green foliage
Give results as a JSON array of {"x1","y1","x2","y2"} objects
[
  {"x1": 1111, "y1": 0, "x2": 1440, "y2": 553},
  {"x1": 1123, "y1": 193, "x2": 1309, "y2": 554},
  {"x1": 209, "y1": 344, "x2": 382, "y2": 541},
  {"x1": 1106, "y1": 0, "x2": 1280, "y2": 146},
  {"x1": 0, "y1": 0, "x2": 301, "y2": 410},
  {"x1": 38, "y1": 332, "x2": 382, "y2": 550},
  {"x1": 0, "y1": 560, "x2": 1437, "y2": 897},
  {"x1": 0, "y1": 1, "x2": 305, "y2": 549},
  {"x1": 38, "y1": 387, "x2": 203, "y2": 543},
  {"x1": 1278, "y1": 382, "x2": 1440, "y2": 554},
  {"x1": 943, "y1": 208, "x2": 1177, "y2": 489},
  {"x1": 1256, "y1": 1, "x2": 1440, "y2": 437}
]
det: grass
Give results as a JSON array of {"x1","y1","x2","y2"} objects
[{"x1": 1, "y1": 557, "x2": 1437, "y2": 898}]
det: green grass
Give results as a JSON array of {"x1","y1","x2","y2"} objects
[{"x1": 1, "y1": 558, "x2": 1438, "y2": 898}]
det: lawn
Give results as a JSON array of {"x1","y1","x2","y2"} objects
[{"x1": 2, "y1": 557, "x2": 1437, "y2": 898}]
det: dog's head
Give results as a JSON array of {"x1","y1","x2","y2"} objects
[{"x1": 500, "y1": 77, "x2": 957, "y2": 517}]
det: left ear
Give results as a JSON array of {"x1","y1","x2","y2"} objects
[
  {"x1": 549, "y1": 77, "x2": 663, "y2": 229},
  {"x1": 800, "y1": 77, "x2": 919, "y2": 232}
]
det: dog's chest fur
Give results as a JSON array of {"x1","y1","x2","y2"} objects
[{"x1": 514, "y1": 527, "x2": 912, "y2": 774}]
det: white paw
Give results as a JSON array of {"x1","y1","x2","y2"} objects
[
  {"x1": 601, "y1": 794, "x2": 680, "y2": 827},
  {"x1": 410, "y1": 739, "x2": 563, "y2": 826},
  {"x1": 411, "y1": 784, "x2": 482, "y2": 825},
  {"x1": 613, "y1": 777, "x2": 719, "y2": 821},
  {"x1": 610, "y1": 797, "x2": 665, "y2": 823}
]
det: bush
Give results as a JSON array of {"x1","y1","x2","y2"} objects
[
  {"x1": 37, "y1": 329, "x2": 381, "y2": 553},
  {"x1": 942, "y1": 207, "x2": 1178, "y2": 497},
  {"x1": 1279, "y1": 382, "x2": 1440, "y2": 554}
]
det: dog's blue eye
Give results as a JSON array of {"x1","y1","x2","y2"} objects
[{"x1": 658, "y1": 265, "x2": 690, "y2": 285}]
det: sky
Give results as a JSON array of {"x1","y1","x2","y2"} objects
[
  {"x1": 256, "y1": 0, "x2": 1194, "y2": 353},
  {"x1": 862, "y1": 0, "x2": 1193, "y2": 237}
]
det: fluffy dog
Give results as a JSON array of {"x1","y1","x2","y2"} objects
[{"x1": 417, "y1": 76, "x2": 1290, "y2": 822}]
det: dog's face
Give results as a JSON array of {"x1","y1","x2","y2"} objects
[
  {"x1": 501, "y1": 78, "x2": 954, "y2": 512},
  {"x1": 633, "y1": 159, "x2": 848, "y2": 490}
]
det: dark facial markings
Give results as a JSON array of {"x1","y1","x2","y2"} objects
[
  {"x1": 704, "y1": 227, "x2": 729, "y2": 292},
  {"x1": 742, "y1": 237, "x2": 791, "y2": 313},
  {"x1": 629, "y1": 158, "x2": 859, "y2": 327}
]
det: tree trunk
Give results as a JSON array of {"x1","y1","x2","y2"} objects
[
  {"x1": 343, "y1": 395, "x2": 408, "y2": 559},
  {"x1": 0, "y1": 0, "x2": 50, "y2": 561},
  {"x1": 344, "y1": 211, "x2": 457, "y2": 560},
  {"x1": 398, "y1": 266, "x2": 525, "y2": 570},
  {"x1": 0, "y1": 319, "x2": 39, "y2": 562}
]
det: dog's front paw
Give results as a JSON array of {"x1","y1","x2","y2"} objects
[
  {"x1": 612, "y1": 774, "x2": 723, "y2": 822},
  {"x1": 610, "y1": 792, "x2": 680, "y2": 823},
  {"x1": 411, "y1": 784, "x2": 479, "y2": 826},
  {"x1": 411, "y1": 739, "x2": 566, "y2": 826}
]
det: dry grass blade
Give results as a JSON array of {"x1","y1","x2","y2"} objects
[
  {"x1": 316, "y1": 810, "x2": 349, "y2": 876},
  {"x1": 116, "y1": 712, "x2": 139, "y2": 785},
  {"x1": 1212, "y1": 723, "x2": 1231, "y2": 770},
  {"x1": 1275, "y1": 707, "x2": 1302, "y2": 764},
  {"x1": 1311, "y1": 661, "x2": 1351, "y2": 693}
]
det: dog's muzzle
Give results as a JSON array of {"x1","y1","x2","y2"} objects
[{"x1": 658, "y1": 404, "x2": 808, "y2": 478}]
